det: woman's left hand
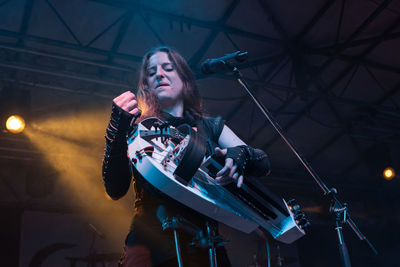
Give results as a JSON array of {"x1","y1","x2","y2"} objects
[{"x1": 214, "y1": 147, "x2": 244, "y2": 188}]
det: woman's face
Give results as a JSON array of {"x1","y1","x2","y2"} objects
[{"x1": 146, "y1": 51, "x2": 184, "y2": 107}]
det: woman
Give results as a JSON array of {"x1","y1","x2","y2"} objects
[{"x1": 102, "y1": 46, "x2": 270, "y2": 266}]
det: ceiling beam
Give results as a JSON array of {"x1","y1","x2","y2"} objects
[
  {"x1": 0, "y1": 78, "x2": 115, "y2": 99},
  {"x1": 17, "y1": 0, "x2": 35, "y2": 46},
  {"x1": 295, "y1": 0, "x2": 338, "y2": 41},
  {"x1": 303, "y1": 16, "x2": 400, "y2": 162},
  {"x1": 188, "y1": 0, "x2": 240, "y2": 67},
  {"x1": 85, "y1": 11, "x2": 129, "y2": 47},
  {"x1": 257, "y1": 0, "x2": 290, "y2": 41},
  {"x1": 107, "y1": 11, "x2": 134, "y2": 63},
  {"x1": 312, "y1": 53, "x2": 400, "y2": 74},
  {"x1": 308, "y1": 66, "x2": 369, "y2": 173},
  {"x1": 308, "y1": 31, "x2": 400, "y2": 53},
  {"x1": 0, "y1": 29, "x2": 143, "y2": 62},
  {"x1": 223, "y1": 54, "x2": 288, "y2": 122},
  {"x1": 90, "y1": 0, "x2": 282, "y2": 44},
  {"x1": 259, "y1": 0, "x2": 394, "y2": 150},
  {"x1": 260, "y1": 63, "x2": 354, "y2": 150},
  {"x1": 0, "y1": 43, "x2": 135, "y2": 72},
  {"x1": 333, "y1": 81, "x2": 400, "y2": 180},
  {"x1": 0, "y1": 61, "x2": 131, "y2": 89},
  {"x1": 44, "y1": 0, "x2": 82, "y2": 46}
]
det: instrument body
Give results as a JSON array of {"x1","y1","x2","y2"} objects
[{"x1": 127, "y1": 118, "x2": 305, "y2": 244}]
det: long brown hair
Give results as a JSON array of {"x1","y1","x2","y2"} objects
[{"x1": 136, "y1": 46, "x2": 203, "y2": 119}]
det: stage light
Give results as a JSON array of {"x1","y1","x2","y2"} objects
[
  {"x1": 383, "y1": 167, "x2": 395, "y2": 180},
  {"x1": 5, "y1": 115, "x2": 25, "y2": 133}
]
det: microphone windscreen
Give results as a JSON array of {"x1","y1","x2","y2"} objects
[{"x1": 200, "y1": 59, "x2": 213, "y2": 74}]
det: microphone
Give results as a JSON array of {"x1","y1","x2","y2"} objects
[{"x1": 201, "y1": 51, "x2": 248, "y2": 74}]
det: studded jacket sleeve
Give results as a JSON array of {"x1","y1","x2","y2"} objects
[{"x1": 102, "y1": 102, "x2": 134, "y2": 200}]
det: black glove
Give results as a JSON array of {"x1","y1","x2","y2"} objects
[
  {"x1": 225, "y1": 146, "x2": 249, "y2": 175},
  {"x1": 226, "y1": 145, "x2": 270, "y2": 177}
]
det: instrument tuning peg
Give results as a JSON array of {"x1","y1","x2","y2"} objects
[
  {"x1": 288, "y1": 199, "x2": 311, "y2": 230},
  {"x1": 287, "y1": 199, "x2": 300, "y2": 212}
]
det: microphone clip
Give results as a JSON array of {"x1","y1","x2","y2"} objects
[{"x1": 201, "y1": 51, "x2": 248, "y2": 74}]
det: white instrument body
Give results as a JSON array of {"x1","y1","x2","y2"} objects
[{"x1": 127, "y1": 118, "x2": 305, "y2": 243}]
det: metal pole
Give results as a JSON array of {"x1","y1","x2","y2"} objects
[
  {"x1": 206, "y1": 221, "x2": 217, "y2": 267},
  {"x1": 231, "y1": 66, "x2": 377, "y2": 256},
  {"x1": 173, "y1": 229, "x2": 184, "y2": 267}
]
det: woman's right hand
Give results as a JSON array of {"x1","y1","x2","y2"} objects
[{"x1": 113, "y1": 91, "x2": 140, "y2": 116}]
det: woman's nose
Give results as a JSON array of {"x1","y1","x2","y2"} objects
[{"x1": 155, "y1": 66, "x2": 165, "y2": 79}]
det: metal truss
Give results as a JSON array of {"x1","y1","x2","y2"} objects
[
  {"x1": 0, "y1": 0, "x2": 398, "y2": 184},
  {"x1": 256, "y1": 0, "x2": 397, "y2": 150}
]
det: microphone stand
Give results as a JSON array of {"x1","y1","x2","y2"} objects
[{"x1": 224, "y1": 64, "x2": 377, "y2": 267}]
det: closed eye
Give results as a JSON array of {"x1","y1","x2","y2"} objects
[
  {"x1": 162, "y1": 63, "x2": 174, "y2": 71},
  {"x1": 147, "y1": 63, "x2": 175, "y2": 77}
]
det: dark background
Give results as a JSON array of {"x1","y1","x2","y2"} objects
[{"x1": 0, "y1": 0, "x2": 399, "y2": 266}]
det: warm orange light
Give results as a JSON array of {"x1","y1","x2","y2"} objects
[
  {"x1": 5, "y1": 115, "x2": 26, "y2": 133},
  {"x1": 105, "y1": 192, "x2": 112, "y2": 200},
  {"x1": 383, "y1": 167, "x2": 395, "y2": 180}
]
